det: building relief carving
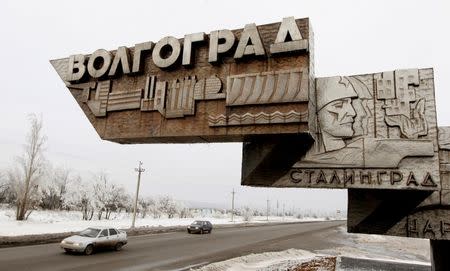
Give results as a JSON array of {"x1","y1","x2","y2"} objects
[
  {"x1": 269, "y1": 68, "x2": 441, "y2": 190},
  {"x1": 70, "y1": 74, "x2": 227, "y2": 119},
  {"x1": 375, "y1": 69, "x2": 427, "y2": 139},
  {"x1": 52, "y1": 17, "x2": 450, "y2": 244},
  {"x1": 225, "y1": 68, "x2": 308, "y2": 106},
  {"x1": 438, "y1": 127, "x2": 450, "y2": 150},
  {"x1": 208, "y1": 110, "x2": 308, "y2": 127}
]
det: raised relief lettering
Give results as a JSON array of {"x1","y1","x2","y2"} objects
[
  {"x1": 423, "y1": 220, "x2": 436, "y2": 238},
  {"x1": 316, "y1": 170, "x2": 327, "y2": 184},
  {"x1": 208, "y1": 30, "x2": 235, "y2": 62},
  {"x1": 183, "y1": 33, "x2": 205, "y2": 66},
  {"x1": 108, "y1": 46, "x2": 131, "y2": 76},
  {"x1": 390, "y1": 171, "x2": 403, "y2": 185},
  {"x1": 270, "y1": 16, "x2": 307, "y2": 54},
  {"x1": 87, "y1": 49, "x2": 112, "y2": 78},
  {"x1": 408, "y1": 219, "x2": 419, "y2": 237},
  {"x1": 330, "y1": 170, "x2": 341, "y2": 184},
  {"x1": 344, "y1": 170, "x2": 355, "y2": 185},
  {"x1": 406, "y1": 171, "x2": 419, "y2": 186},
  {"x1": 132, "y1": 41, "x2": 154, "y2": 73},
  {"x1": 152, "y1": 37, "x2": 181, "y2": 68},
  {"x1": 360, "y1": 171, "x2": 373, "y2": 184},
  {"x1": 304, "y1": 170, "x2": 314, "y2": 184},
  {"x1": 234, "y1": 23, "x2": 265, "y2": 59},
  {"x1": 421, "y1": 172, "x2": 437, "y2": 187},
  {"x1": 67, "y1": 54, "x2": 86, "y2": 81},
  {"x1": 376, "y1": 171, "x2": 387, "y2": 185},
  {"x1": 441, "y1": 221, "x2": 450, "y2": 236},
  {"x1": 290, "y1": 170, "x2": 302, "y2": 183}
]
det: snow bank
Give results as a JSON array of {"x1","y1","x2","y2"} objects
[
  {"x1": 318, "y1": 226, "x2": 430, "y2": 265},
  {"x1": 193, "y1": 226, "x2": 431, "y2": 271},
  {"x1": 0, "y1": 209, "x2": 331, "y2": 236},
  {"x1": 193, "y1": 249, "x2": 323, "y2": 271}
]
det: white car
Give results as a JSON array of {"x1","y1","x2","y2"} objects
[{"x1": 61, "y1": 227, "x2": 127, "y2": 255}]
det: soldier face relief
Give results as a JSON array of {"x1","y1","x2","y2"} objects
[{"x1": 318, "y1": 97, "x2": 356, "y2": 138}]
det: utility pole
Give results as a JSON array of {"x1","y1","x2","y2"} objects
[
  {"x1": 276, "y1": 200, "x2": 279, "y2": 216},
  {"x1": 266, "y1": 198, "x2": 270, "y2": 221},
  {"x1": 282, "y1": 203, "x2": 285, "y2": 221},
  {"x1": 131, "y1": 161, "x2": 145, "y2": 228},
  {"x1": 231, "y1": 189, "x2": 236, "y2": 222}
]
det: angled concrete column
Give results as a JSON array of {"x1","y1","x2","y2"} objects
[{"x1": 431, "y1": 240, "x2": 450, "y2": 271}]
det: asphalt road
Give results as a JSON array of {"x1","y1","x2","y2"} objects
[
  {"x1": 0, "y1": 221, "x2": 431, "y2": 271},
  {"x1": 0, "y1": 221, "x2": 345, "y2": 271}
]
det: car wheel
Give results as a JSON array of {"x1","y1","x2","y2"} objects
[
  {"x1": 115, "y1": 242, "x2": 123, "y2": 251},
  {"x1": 200, "y1": 229, "x2": 204, "y2": 234},
  {"x1": 64, "y1": 248, "x2": 70, "y2": 253},
  {"x1": 84, "y1": 244, "x2": 94, "y2": 255},
  {"x1": 187, "y1": 229, "x2": 191, "y2": 234}
]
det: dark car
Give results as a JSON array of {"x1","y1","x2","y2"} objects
[{"x1": 187, "y1": 220, "x2": 213, "y2": 234}]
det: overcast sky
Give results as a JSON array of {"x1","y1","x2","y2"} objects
[{"x1": 0, "y1": 0, "x2": 448, "y2": 212}]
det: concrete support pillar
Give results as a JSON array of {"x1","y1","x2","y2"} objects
[{"x1": 430, "y1": 239, "x2": 450, "y2": 271}]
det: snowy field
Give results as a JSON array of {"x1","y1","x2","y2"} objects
[
  {"x1": 0, "y1": 209, "x2": 333, "y2": 236},
  {"x1": 195, "y1": 226, "x2": 431, "y2": 271}
]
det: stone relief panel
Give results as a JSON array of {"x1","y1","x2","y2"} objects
[
  {"x1": 346, "y1": 130, "x2": 450, "y2": 240},
  {"x1": 53, "y1": 17, "x2": 312, "y2": 143},
  {"x1": 225, "y1": 68, "x2": 308, "y2": 106},
  {"x1": 69, "y1": 74, "x2": 227, "y2": 119},
  {"x1": 438, "y1": 127, "x2": 450, "y2": 150},
  {"x1": 70, "y1": 68, "x2": 310, "y2": 128},
  {"x1": 208, "y1": 110, "x2": 308, "y2": 127},
  {"x1": 271, "y1": 68, "x2": 440, "y2": 190}
]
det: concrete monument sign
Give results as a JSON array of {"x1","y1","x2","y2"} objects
[
  {"x1": 51, "y1": 17, "x2": 313, "y2": 143},
  {"x1": 52, "y1": 16, "x2": 450, "y2": 270},
  {"x1": 243, "y1": 68, "x2": 441, "y2": 191}
]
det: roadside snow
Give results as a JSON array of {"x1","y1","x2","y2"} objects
[
  {"x1": 193, "y1": 249, "x2": 321, "y2": 271},
  {"x1": 0, "y1": 209, "x2": 332, "y2": 236},
  {"x1": 193, "y1": 226, "x2": 431, "y2": 271},
  {"x1": 318, "y1": 226, "x2": 430, "y2": 264}
]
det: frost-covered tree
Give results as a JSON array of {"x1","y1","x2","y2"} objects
[
  {"x1": 92, "y1": 173, "x2": 127, "y2": 220},
  {"x1": 64, "y1": 176, "x2": 95, "y2": 220},
  {"x1": 40, "y1": 166, "x2": 71, "y2": 210},
  {"x1": 0, "y1": 172, "x2": 10, "y2": 203},
  {"x1": 242, "y1": 206, "x2": 254, "y2": 222},
  {"x1": 8, "y1": 115, "x2": 47, "y2": 220},
  {"x1": 104, "y1": 182, "x2": 127, "y2": 219},
  {"x1": 138, "y1": 197, "x2": 157, "y2": 218},
  {"x1": 159, "y1": 195, "x2": 180, "y2": 218},
  {"x1": 149, "y1": 198, "x2": 161, "y2": 219},
  {"x1": 179, "y1": 207, "x2": 193, "y2": 218}
]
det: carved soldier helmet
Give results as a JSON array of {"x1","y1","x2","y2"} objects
[{"x1": 316, "y1": 76, "x2": 358, "y2": 111}]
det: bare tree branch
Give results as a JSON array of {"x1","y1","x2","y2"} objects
[{"x1": 9, "y1": 114, "x2": 47, "y2": 220}]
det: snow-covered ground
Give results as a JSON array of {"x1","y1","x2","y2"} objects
[
  {"x1": 0, "y1": 209, "x2": 335, "y2": 236},
  {"x1": 194, "y1": 249, "x2": 324, "y2": 271},
  {"x1": 194, "y1": 226, "x2": 431, "y2": 271}
]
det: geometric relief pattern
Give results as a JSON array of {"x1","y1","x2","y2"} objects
[
  {"x1": 375, "y1": 69, "x2": 427, "y2": 139},
  {"x1": 226, "y1": 68, "x2": 308, "y2": 106},
  {"x1": 71, "y1": 74, "x2": 225, "y2": 118},
  {"x1": 208, "y1": 110, "x2": 308, "y2": 127}
]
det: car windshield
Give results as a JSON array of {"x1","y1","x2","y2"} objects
[
  {"x1": 191, "y1": 221, "x2": 202, "y2": 225},
  {"x1": 79, "y1": 228, "x2": 101, "y2": 238}
]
